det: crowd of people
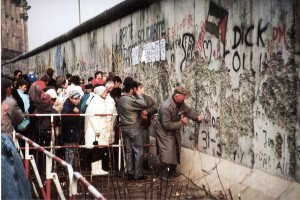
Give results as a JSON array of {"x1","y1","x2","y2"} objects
[{"x1": 1, "y1": 67, "x2": 204, "y2": 189}]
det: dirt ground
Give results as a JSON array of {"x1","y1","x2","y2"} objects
[{"x1": 30, "y1": 162, "x2": 213, "y2": 199}]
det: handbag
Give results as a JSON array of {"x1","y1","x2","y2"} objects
[{"x1": 93, "y1": 136, "x2": 99, "y2": 145}]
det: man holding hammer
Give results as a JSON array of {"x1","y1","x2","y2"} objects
[{"x1": 155, "y1": 85, "x2": 204, "y2": 181}]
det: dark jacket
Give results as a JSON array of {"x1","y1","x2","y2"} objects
[
  {"x1": 61, "y1": 98, "x2": 82, "y2": 143},
  {"x1": 117, "y1": 93, "x2": 147, "y2": 128},
  {"x1": 33, "y1": 99, "x2": 59, "y2": 131},
  {"x1": 11, "y1": 88, "x2": 25, "y2": 112},
  {"x1": 47, "y1": 77, "x2": 57, "y2": 89},
  {"x1": 140, "y1": 94, "x2": 158, "y2": 129}
]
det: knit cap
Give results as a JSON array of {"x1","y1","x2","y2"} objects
[{"x1": 69, "y1": 90, "x2": 81, "y2": 99}]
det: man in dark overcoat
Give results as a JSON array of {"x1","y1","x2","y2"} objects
[{"x1": 155, "y1": 86, "x2": 204, "y2": 180}]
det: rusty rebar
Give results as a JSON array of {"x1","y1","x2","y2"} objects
[
  {"x1": 144, "y1": 177, "x2": 147, "y2": 199},
  {"x1": 169, "y1": 183, "x2": 174, "y2": 199},
  {"x1": 115, "y1": 172, "x2": 122, "y2": 199},
  {"x1": 215, "y1": 162, "x2": 227, "y2": 200},
  {"x1": 179, "y1": 182, "x2": 184, "y2": 199},
  {"x1": 203, "y1": 184, "x2": 207, "y2": 196},
  {"x1": 125, "y1": 177, "x2": 131, "y2": 200},
  {"x1": 164, "y1": 174, "x2": 169, "y2": 200},
  {"x1": 156, "y1": 184, "x2": 160, "y2": 200},
  {"x1": 150, "y1": 181, "x2": 153, "y2": 200},
  {"x1": 159, "y1": 168, "x2": 163, "y2": 199}
]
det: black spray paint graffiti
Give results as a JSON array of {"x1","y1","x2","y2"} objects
[
  {"x1": 231, "y1": 21, "x2": 268, "y2": 72},
  {"x1": 202, "y1": 130, "x2": 222, "y2": 156},
  {"x1": 138, "y1": 19, "x2": 166, "y2": 43},
  {"x1": 233, "y1": 148, "x2": 245, "y2": 163},
  {"x1": 180, "y1": 33, "x2": 195, "y2": 72},
  {"x1": 254, "y1": 129, "x2": 286, "y2": 174},
  {"x1": 275, "y1": 133, "x2": 283, "y2": 159},
  {"x1": 276, "y1": 157, "x2": 285, "y2": 175},
  {"x1": 211, "y1": 116, "x2": 220, "y2": 129},
  {"x1": 297, "y1": 145, "x2": 300, "y2": 161},
  {"x1": 119, "y1": 23, "x2": 133, "y2": 45},
  {"x1": 203, "y1": 40, "x2": 212, "y2": 64},
  {"x1": 232, "y1": 21, "x2": 268, "y2": 49},
  {"x1": 256, "y1": 151, "x2": 270, "y2": 169}
]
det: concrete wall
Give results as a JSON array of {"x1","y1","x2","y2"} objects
[{"x1": 3, "y1": 0, "x2": 300, "y2": 183}]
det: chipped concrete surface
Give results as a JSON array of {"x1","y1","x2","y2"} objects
[{"x1": 3, "y1": 0, "x2": 300, "y2": 185}]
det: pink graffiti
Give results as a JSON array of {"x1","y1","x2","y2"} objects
[
  {"x1": 166, "y1": 15, "x2": 193, "y2": 39},
  {"x1": 195, "y1": 21, "x2": 206, "y2": 55},
  {"x1": 272, "y1": 24, "x2": 286, "y2": 43}
]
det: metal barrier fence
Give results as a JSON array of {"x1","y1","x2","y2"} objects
[
  {"x1": 25, "y1": 113, "x2": 123, "y2": 170},
  {"x1": 14, "y1": 132, "x2": 106, "y2": 200},
  {"x1": 16, "y1": 113, "x2": 118, "y2": 199},
  {"x1": 15, "y1": 113, "x2": 155, "y2": 199}
]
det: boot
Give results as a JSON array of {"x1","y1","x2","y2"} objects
[
  {"x1": 143, "y1": 153, "x2": 150, "y2": 170},
  {"x1": 161, "y1": 163, "x2": 172, "y2": 181},
  {"x1": 91, "y1": 160, "x2": 108, "y2": 176},
  {"x1": 171, "y1": 164, "x2": 181, "y2": 177}
]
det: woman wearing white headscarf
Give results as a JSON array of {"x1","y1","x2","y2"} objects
[
  {"x1": 84, "y1": 86, "x2": 109, "y2": 175},
  {"x1": 85, "y1": 86, "x2": 109, "y2": 145}
]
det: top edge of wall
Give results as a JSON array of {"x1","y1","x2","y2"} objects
[{"x1": 6, "y1": 0, "x2": 161, "y2": 64}]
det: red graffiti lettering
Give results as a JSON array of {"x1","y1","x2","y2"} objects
[
  {"x1": 196, "y1": 21, "x2": 206, "y2": 55},
  {"x1": 272, "y1": 24, "x2": 286, "y2": 43}
]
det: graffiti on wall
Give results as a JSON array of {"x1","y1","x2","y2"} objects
[{"x1": 3, "y1": 0, "x2": 299, "y2": 182}]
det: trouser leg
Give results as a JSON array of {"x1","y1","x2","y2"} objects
[
  {"x1": 123, "y1": 129, "x2": 134, "y2": 176},
  {"x1": 37, "y1": 130, "x2": 50, "y2": 175},
  {"x1": 142, "y1": 129, "x2": 150, "y2": 169},
  {"x1": 99, "y1": 148, "x2": 109, "y2": 171},
  {"x1": 65, "y1": 148, "x2": 74, "y2": 166},
  {"x1": 170, "y1": 164, "x2": 181, "y2": 177},
  {"x1": 132, "y1": 132, "x2": 144, "y2": 179}
]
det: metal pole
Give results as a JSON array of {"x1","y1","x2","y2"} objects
[
  {"x1": 118, "y1": 137, "x2": 121, "y2": 171},
  {"x1": 78, "y1": 0, "x2": 81, "y2": 24},
  {"x1": 25, "y1": 142, "x2": 30, "y2": 177}
]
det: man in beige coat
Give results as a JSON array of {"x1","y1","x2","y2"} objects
[{"x1": 155, "y1": 86, "x2": 204, "y2": 181}]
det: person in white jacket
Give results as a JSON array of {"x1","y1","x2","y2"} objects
[
  {"x1": 105, "y1": 81, "x2": 116, "y2": 144},
  {"x1": 84, "y1": 86, "x2": 109, "y2": 175}
]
